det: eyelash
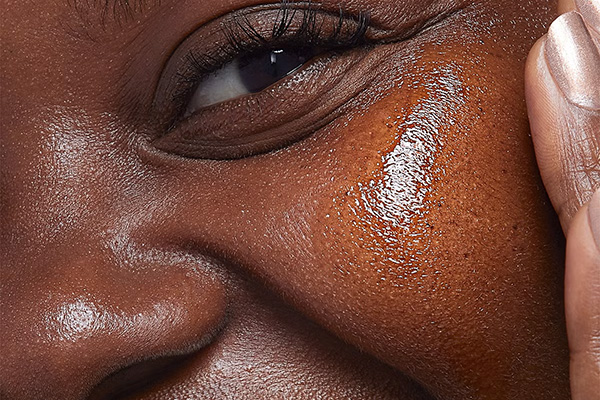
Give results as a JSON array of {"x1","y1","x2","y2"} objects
[{"x1": 171, "y1": 4, "x2": 371, "y2": 118}]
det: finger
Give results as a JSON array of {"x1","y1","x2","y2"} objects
[
  {"x1": 565, "y1": 190, "x2": 600, "y2": 400},
  {"x1": 525, "y1": 11, "x2": 600, "y2": 231},
  {"x1": 574, "y1": 0, "x2": 600, "y2": 33},
  {"x1": 559, "y1": 0, "x2": 600, "y2": 30}
]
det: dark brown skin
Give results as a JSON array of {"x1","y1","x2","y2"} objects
[{"x1": 0, "y1": 0, "x2": 570, "y2": 399}]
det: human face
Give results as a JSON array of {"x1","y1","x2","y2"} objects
[{"x1": 1, "y1": 0, "x2": 569, "y2": 399}]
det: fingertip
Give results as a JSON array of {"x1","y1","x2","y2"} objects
[
  {"x1": 525, "y1": 35, "x2": 558, "y2": 171},
  {"x1": 525, "y1": 34, "x2": 573, "y2": 229},
  {"x1": 524, "y1": 35, "x2": 553, "y2": 123},
  {"x1": 525, "y1": 12, "x2": 600, "y2": 232},
  {"x1": 524, "y1": 34, "x2": 546, "y2": 98}
]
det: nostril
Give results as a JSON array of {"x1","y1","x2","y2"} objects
[{"x1": 87, "y1": 353, "x2": 196, "y2": 400}]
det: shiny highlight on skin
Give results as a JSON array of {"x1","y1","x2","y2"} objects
[{"x1": 356, "y1": 64, "x2": 467, "y2": 276}]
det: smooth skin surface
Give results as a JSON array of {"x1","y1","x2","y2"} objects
[{"x1": 0, "y1": 0, "x2": 573, "y2": 399}]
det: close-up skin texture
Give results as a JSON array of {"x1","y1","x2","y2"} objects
[{"x1": 1, "y1": 0, "x2": 594, "y2": 399}]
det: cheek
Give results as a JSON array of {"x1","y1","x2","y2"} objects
[
  {"x1": 327, "y1": 60, "x2": 469, "y2": 283},
  {"x1": 300, "y1": 43, "x2": 567, "y2": 396}
]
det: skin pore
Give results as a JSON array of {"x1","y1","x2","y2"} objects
[{"x1": 1, "y1": 0, "x2": 570, "y2": 399}]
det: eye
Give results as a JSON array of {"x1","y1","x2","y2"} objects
[
  {"x1": 152, "y1": 5, "x2": 374, "y2": 159},
  {"x1": 187, "y1": 47, "x2": 316, "y2": 112},
  {"x1": 153, "y1": 4, "x2": 457, "y2": 160}
]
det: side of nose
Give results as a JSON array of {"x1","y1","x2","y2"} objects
[{"x1": 1, "y1": 243, "x2": 226, "y2": 400}]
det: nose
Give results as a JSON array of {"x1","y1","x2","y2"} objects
[{"x1": 1, "y1": 242, "x2": 226, "y2": 400}]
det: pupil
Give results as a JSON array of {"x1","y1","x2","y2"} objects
[{"x1": 238, "y1": 48, "x2": 312, "y2": 93}]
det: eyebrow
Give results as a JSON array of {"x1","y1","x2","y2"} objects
[{"x1": 68, "y1": 0, "x2": 161, "y2": 26}]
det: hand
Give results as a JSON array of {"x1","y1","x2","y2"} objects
[{"x1": 525, "y1": 0, "x2": 600, "y2": 398}]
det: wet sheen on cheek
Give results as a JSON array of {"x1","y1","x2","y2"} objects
[
  {"x1": 312, "y1": 13, "x2": 568, "y2": 395},
  {"x1": 325, "y1": 57, "x2": 470, "y2": 290},
  {"x1": 352, "y1": 64, "x2": 467, "y2": 281},
  {"x1": 304, "y1": 48, "x2": 479, "y2": 397}
]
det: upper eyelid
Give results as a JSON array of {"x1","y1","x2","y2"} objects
[
  {"x1": 175, "y1": 2, "x2": 465, "y2": 97},
  {"x1": 224, "y1": 6, "x2": 371, "y2": 49},
  {"x1": 164, "y1": 0, "x2": 462, "y2": 84},
  {"x1": 182, "y1": 7, "x2": 364, "y2": 77},
  {"x1": 216, "y1": 2, "x2": 470, "y2": 57}
]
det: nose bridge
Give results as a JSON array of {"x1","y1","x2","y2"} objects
[{"x1": 1, "y1": 236, "x2": 227, "y2": 400}]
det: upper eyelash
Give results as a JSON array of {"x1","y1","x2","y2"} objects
[
  {"x1": 225, "y1": 0, "x2": 370, "y2": 50},
  {"x1": 187, "y1": 4, "x2": 369, "y2": 74},
  {"x1": 173, "y1": 2, "x2": 371, "y2": 99}
]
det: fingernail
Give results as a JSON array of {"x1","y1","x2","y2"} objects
[
  {"x1": 545, "y1": 11, "x2": 600, "y2": 110},
  {"x1": 589, "y1": 190, "x2": 600, "y2": 250},
  {"x1": 575, "y1": 0, "x2": 600, "y2": 33}
]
